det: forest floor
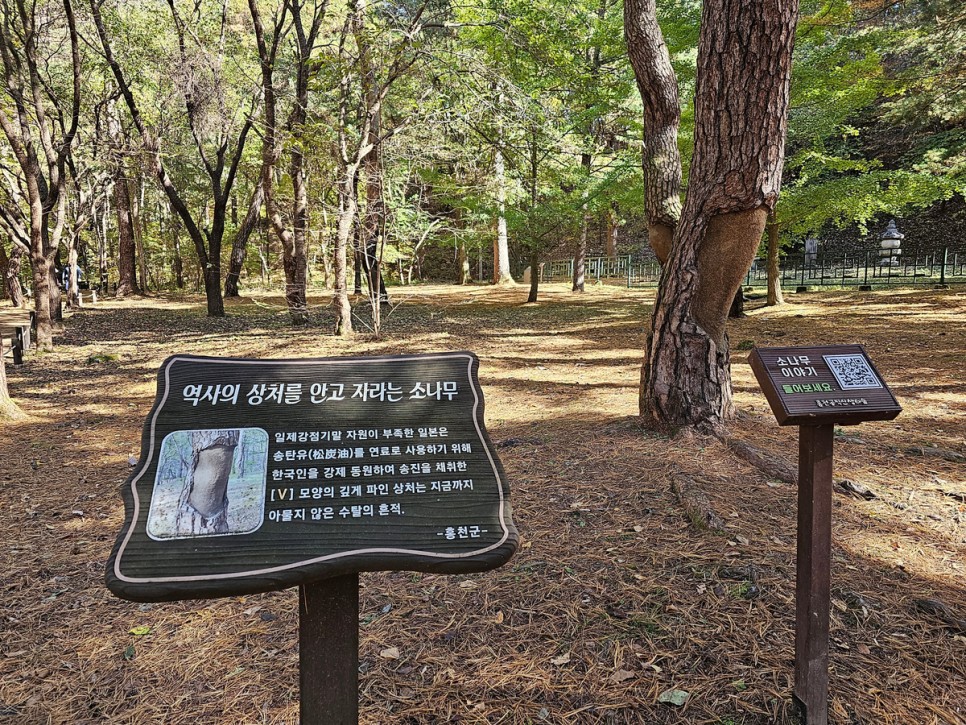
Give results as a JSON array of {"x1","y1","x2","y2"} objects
[{"x1": 0, "y1": 282, "x2": 964, "y2": 725}]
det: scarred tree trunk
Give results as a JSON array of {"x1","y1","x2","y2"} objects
[
  {"x1": 766, "y1": 207, "x2": 785, "y2": 306},
  {"x1": 624, "y1": 0, "x2": 683, "y2": 264},
  {"x1": 639, "y1": 0, "x2": 799, "y2": 432},
  {"x1": 176, "y1": 429, "x2": 239, "y2": 536}
]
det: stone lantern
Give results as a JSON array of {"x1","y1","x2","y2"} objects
[{"x1": 879, "y1": 219, "x2": 903, "y2": 266}]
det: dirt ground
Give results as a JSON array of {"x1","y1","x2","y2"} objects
[{"x1": 0, "y1": 283, "x2": 964, "y2": 725}]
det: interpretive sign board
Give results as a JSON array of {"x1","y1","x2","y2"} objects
[
  {"x1": 749, "y1": 344, "x2": 901, "y2": 426},
  {"x1": 106, "y1": 352, "x2": 518, "y2": 602}
]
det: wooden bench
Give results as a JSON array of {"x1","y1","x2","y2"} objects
[{"x1": 0, "y1": 309, "x2": 34, "y2": 366}]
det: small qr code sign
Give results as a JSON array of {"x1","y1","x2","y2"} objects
[
  {"x1": 823, "y1": 354, "x2": 883, "y2": 390},
  {"x1": 749, "y1": 344, "x2": 901, "y2": 426}
]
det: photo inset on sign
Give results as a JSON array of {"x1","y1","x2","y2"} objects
[{"x1": 147, "y1": 428, "x2": 268, "y2": 540}]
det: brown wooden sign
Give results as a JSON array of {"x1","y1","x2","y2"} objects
[
  {"x1": 749, "y1": 345, "x2": 901, "y2": 426},
  {"x1": 106, "y1": 352, "x2": 518, "y2": 602}
]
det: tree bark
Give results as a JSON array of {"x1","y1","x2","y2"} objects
[
  {"x1": 639, "y1": 0, "x2": 798, "y2": 432},
  {"x1": 766, "y1": 207, "x2": 785, "y2": 306},
  {"x1": 176, "y1": 429, "x2": 239, "y2": 535},
  {"x1": 624, "y1": 0, "x2": 683, "y2": 264},
  {"x1": 281, "y1": 0, "x2": 325, "y2": 325},
  {"x1": 574, "y1": 152, "x2": 591, "y2": 294}
]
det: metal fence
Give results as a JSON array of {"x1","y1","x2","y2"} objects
[
  {"x1": 543, "y1": 255, "x2": 633, "y2": 282},
  {"x1": 542, "y1": 249, "x2": 966, "y2": 289}
]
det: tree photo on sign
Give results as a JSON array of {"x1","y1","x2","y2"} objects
[{"x1": 147, "y1": 428, "x2": 268, "y2": 540}]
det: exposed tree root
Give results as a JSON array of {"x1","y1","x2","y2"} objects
[
  {"x1": 669, "y1": 468, "x2": 725, "y2": 532},
  {"x1": 718, "y1": 434, "x2": 797, "y2": 485}
]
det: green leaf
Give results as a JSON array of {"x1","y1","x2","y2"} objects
[
  {"x1": 129, "y1": 625, "x2": 152, "y2": 636},
  {"x1": 657, "y1": 688, "x2": 690, "y2": 706},
  {"x1": 123, "y1": 645, "x2": 136, "y2": 661}
]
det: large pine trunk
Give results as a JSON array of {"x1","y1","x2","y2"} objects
[{"x1": 640, "y1": 0, "x2": 798, "y2": 432}]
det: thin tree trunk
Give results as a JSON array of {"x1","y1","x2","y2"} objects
[
  {"x1": 606, "y1": 205, "x2": 619, "y2": 257},
  {"x1": 134, "y1": 177, "x2": 149, "y2": 293},
  {"x1": 766, "y1": 207, "x2": 785, "y2": 306},
  {"x1": 624, "y1": 0, "x2": 682, "y2": 264},
  {"x1": 172, "y1": 217, "x2": 185, "y2": 289},
  {"x1": 353, "y1": 224, "x2": 364, "y2": 295},
  {"x1": 0, "y1": 244, "x2": 7, "y2": 301},
  {"x1": 0, "y1": 342, "x2": 25, "y2": 420},
  {"x1": 729, "y1": 286, "x2": 745, "y2": 318},
  {"x1": 115, "y1": 166, "x2": 139, "y2": 297},
  {"x1": 225, "y1": 181, "x2": 263, "y2": 297},
  {"x1": 66, "y1": 246, "x2": 81, "y2": 308},
  {"x1": 493, "y1": 142, "x2": 513, "y2": 284},
  {"x1": 3, "y1": 244, "x2": 25, "y2": 306},
  {"x1": 527, "y1": 249, "x2": 539, "y2": 303},
  {"x1": 334, "y1": 183, "x2": 356, "y2": 336},
  {"x1": 573, "y1": 206, "x2": 588, "y2": 292},
  {"x1": 458, "y1": 240, "x2": 471, "y2": 284}
]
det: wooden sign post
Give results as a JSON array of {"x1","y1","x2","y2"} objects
[
  {"x1": 749, "y1": 345, "x2": 900, "y2": 725},
  {"x1": 106, "y1": 352, "x2": 518, "y2": 723}
]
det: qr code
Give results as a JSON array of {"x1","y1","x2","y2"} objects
[{"x1": 823, "y1": 354, "x2": 882, "y2": 390}]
